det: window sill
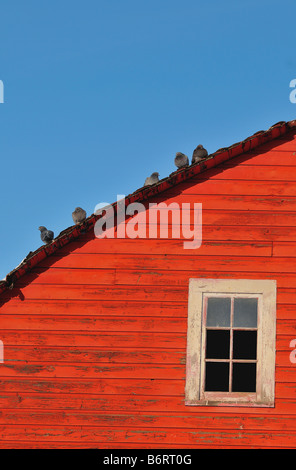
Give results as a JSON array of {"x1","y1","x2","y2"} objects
[
  {"x1": 185, "y1": 399, "x2": 275, "y2": 408},
  {"x1": 185, "y1": 391, "x2": 274, "y2": 407}
]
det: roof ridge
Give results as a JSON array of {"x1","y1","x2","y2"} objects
[{"x1": 1, "y1": 119, "x2": 295, "y2": 294}]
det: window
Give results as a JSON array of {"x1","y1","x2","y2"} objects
[{"x1": 185, "y1": 279, "x2": 276, "y2": 407}]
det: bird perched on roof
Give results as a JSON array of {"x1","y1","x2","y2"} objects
[
  {"x1": 144, "y1": 172, "x2": 159, "y2": 186},
  {"x1": 72, "y1": 207, "x2": 87, "y2": 225},
  {"x1": 38, "y1": 226, "x2": 54, "y2": 244},
  {"x1": 192, "y1": 145, "x2": 208, "y2": 164},
  {"x1": 174, "y1": 152, "x2": 189, "y2": 169}
]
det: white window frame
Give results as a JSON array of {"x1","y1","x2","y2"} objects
[{"x1": 185, "y1": 279, "x2": 277, "y2": 407}]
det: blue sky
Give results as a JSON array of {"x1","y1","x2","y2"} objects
[{"x1": 0, "y1": 0, "x2": 296, "y2": 279}]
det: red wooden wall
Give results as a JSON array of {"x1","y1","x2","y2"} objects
[{"x1": 1, "y1": 131, "x2": 296, "y2": 448}]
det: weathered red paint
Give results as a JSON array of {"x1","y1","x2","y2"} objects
[{"x1": 1, "y1": 122, "x2": 296, "y2": 448}]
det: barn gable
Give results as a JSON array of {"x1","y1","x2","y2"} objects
[{"x1": 1, "y1": 120, "x2": 296, "y2": 448}]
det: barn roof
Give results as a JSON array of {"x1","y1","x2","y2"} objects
[{"x1": 1, "y1": 118, "x2": 296, "y2": 295}]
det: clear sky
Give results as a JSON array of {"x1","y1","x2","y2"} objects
[{"x1": 0, "y1": 0, "x2": 296, "y2": 279}]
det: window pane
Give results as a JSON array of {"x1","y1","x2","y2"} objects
[
  {"x1": 233, "y1": 330, "x2": 257, "y2": 360},
  {"x1": 206, "y1": 330, "x2": 230, "y2": 359},
  {"x1": 233, "y1": 298, "x2": 257, "y2": 328},
  {"x1": 232, "y1": 363, "x2": 256, "y2": 392},
  {"x1": 205, "y1": 362, "x2": 229, "y2": 391},
  {"x1": 206, "y1": 297, "x2": 231, "y2": 327}
]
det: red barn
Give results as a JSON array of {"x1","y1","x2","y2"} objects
[{"x1": 1, "y1": 119, "x2": 296, "y2": 449}]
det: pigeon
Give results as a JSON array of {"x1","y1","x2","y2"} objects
[
  {"x1": 174, "y1": 152, "x2": 189, "y2": 169},
  {"x1": 38, "y1": 226, "x2": 54, "y2": 244},
  {"x1": 144, "y1": 172, "x2": 159, "y2": 187},
  {"x1": 191, "y1": 145, "x2": 208, "y2": 164},
  {"x1": 72, "y1": 207, "x2": 87, "y2": 225}
]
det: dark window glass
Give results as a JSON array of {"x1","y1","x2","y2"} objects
[
  {"x1": 232, "y1": 363, "x2": 257, "y2": 392},
  {"x1": 233, "y1": 330, "x2": 257, "y2": 360},
  {"x1": 206, "y1": 330, "x2": 230, "y2": 359},
  {"x1": 205, "y1": 362, "x2": 229, "y2": 392}
]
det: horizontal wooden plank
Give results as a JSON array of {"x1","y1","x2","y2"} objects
[
  {"x1": 148, "y1": 194, "x2": 296, "y2": 211},
  {"x1": 172, "y1": 180, "x2": 296, "y2": 196},
  {"x1": 21, "y1": 268, "x2": 116, "y2": 285},
  {"x1": 193, "y1": 164, "x2": 296, "y2": 181},
  {"x1": 276, "y1": 304, "x2": 296, "y2": 320},
  {"x1": 0, "y1": 359, "x2": 293, "y2": 380},
  {"x1": 201, "y1": 210, "x2": 296, "y2": 226},
  {"x1": 262, "y1": 137, "x2": 296, "y2": 151},
  {"x1": 16, "y1": 268, "x2": 296, "y2": 292},
  {"x1": 19, "y1": 241, "x2": 272, "y2": 262},
  {"x1": 2, "y1": 285, "x2": 296, "y2": 305},
  {"x1": 275, "y1": 320, "x2": 296, "y2": 336},
  {"x1": 110, "y1": 209, "x2": 296, "y2": 227},
  {"x1": 0, "y1": 377, "x2": 184, "y2": 395},
  {"x1": 3, "y1": 284, "x2": 188, "y2": 301},
  {"x1": 132, "y1": 189, "x2": 296, "y2": 211},
  {"x1": 276, "y1": 382, "x2": 296, "y2": 398},
  {"x1": 17, "y1": 268, "x2": 117, "y2": 285},
  {"x1": 276, "y1": 351, "x2": 296, "y2": 368},
  {"x1": 0, "y1": 315, "x2": 187, "y2": 333},
  {"x1": 201, "y1": 226, "x2": 296, "y2": 241},
  {"x1": 1, "y1": 409, "x2": 296, "y2": 432},
  {"x1": 0, "y1": 362, "x2": 185, "y2": 379},
  {"x1": 76, "y1": 225, "x2": 296, "y2": 243},
  {"x1": 221, "y1": 150, "x2": 296, "y2": 166},
  {"x1": 276, "y1": 336, "x2": 296, "y2": 350},
  {"x1": 0, "y1": 331, "x2": 187, "y2": 349},
  {"x1": 276, "y1": 290, "x2": 296, "y2": 304},
  {"x1": 0, "y1": 441, "x2": 252, "y2": 449},
  {"x1": 111, "y1": 272, "x2": 296, "y2": 291},
  {"x1": 32, "y1": 253, "x2": 296, "y2": 272},
  {"x1": 0, "y1": 384, "x2": 295, "y2": 414},
  {"x1": 2, "y1": 346, "x2": 186, "y2": 364},
  {"x1": 0, "y1": 441, "x2": 267, "y2": 449},
  {"x1": 276, "y1": 367, "x2": 296, "y2": 383},
  {"x1": 38, "y1": 228, "x2": 296, "y2": 253},
  {"x1": 0, "y1": 424, "x2": 295, "y2": 446},
  {"x1": 0, "y1": 299, "x2": 187, "y2": 316},
  {"x1": 0, "y1": 379, "x2": 292, "y2": 401},
  {"x1": 0, "y1": 379, "x2": 293, "y2": 407},
  {"x1": 273, "y1": 242, "x2": 296, "y2": 257}
]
